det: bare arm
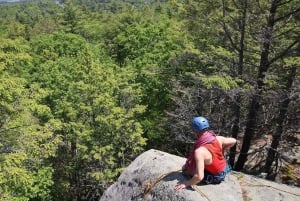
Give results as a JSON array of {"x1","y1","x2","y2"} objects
[
  {"x1": 175, "y1": 148, "x2": 205, "y2": 191},
  {"x1": 217, "y1": 136, "x2": 237, "y2": 151}
]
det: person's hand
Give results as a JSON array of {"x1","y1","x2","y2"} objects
[{"x1": 175, "y1": 182, "x2": 187, "y2": 191}]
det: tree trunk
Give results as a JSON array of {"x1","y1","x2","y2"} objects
[
  {"x1": 264, "y1": 66, "x2": 297, "y2": 175},
  {"x1": 234, "y1": 0, "x2": 278, "y2": 171},
  {"x1": 70, "y1": 140, "x2": 79, "y2": 201},
  {"x1": 229, "y1": 0, "x2": 247, "y2": 167},
  {"x1": 229, "y1": 94, "x2": 241, "y2": 167}
]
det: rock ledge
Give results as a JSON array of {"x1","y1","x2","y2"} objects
[{"x1": 100, "y1": 149, "x2": 300, "y2": 201}]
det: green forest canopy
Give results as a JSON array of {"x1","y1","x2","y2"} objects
[{"x1": 0, "y1": 0, "x2": 299, "y2": 200}]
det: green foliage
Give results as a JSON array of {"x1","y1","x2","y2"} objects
[
  {"x1": 0, "y1": 0, "x2": 62, "y2": 39},
  {"x1": 27, "y1": 30, "x2": 147, "y2": 198},
  {"x1": 0, "y1": 75, "x2": 61, "y2": 201},
  {"x1": 0, "y1": 153, "x2": 56, "y2": 201},
  {"x1": 60, "y1": 0, "x2": 82, "y2": 34},
  {"x1": 0, "y1": 28, "x2": 61, "y2": 201},
  {"x1": 281, "y1": 164, "x2": 295, "y2": 183},
  {"x1": 98, "y1": 8, "x2": 189, "y2": 149},
  {"x1": 0, "y1": 0, "x2": 299, "y2": 199},
  {"x1": 100, "y1": 8, "x2": 184, "y2": 67},
  {"x1": 0, "y1": 38, "x2": 31, "y2": 72},
  {"x1": 199, "y1": 73, "x2": 240, "y2": 91},
  {"x1": 30, "y1": 32, "x2": 87, "y2": 64}
]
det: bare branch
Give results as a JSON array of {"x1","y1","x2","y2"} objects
[
  {"x1": 221, "y1": 0, "x2": 240, "y2": 52},
  {"x1": 273, "y1": 27, "x2": 295, "y2": 39},
  {"x1": 274, "y1": 7, "x2": 300, "y2": 23},
  {"x1": 268, "y1": 40, "x2": 299, "y2": 66},
  {"x1": 277, "y1": 0, "x2": 295, "y2": 7}
]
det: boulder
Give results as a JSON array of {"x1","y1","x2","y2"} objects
[{"x1": 100, "y1": 149, "x2": 300, "y2": 201}]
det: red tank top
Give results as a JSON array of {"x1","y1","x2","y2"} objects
[{"x1": 204, "y1": 140, "x2": 226, "y2": 174}]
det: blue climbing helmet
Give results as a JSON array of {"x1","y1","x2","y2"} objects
[{"x1": 192, "y1": 116, "x2": 210, "y2": 131}]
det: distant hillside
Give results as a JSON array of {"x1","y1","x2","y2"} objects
[
  {"x1": 0, "y1": 0, "x2": 23, "y2": 2},
  {"x1": 0, "y1": 0, "x2": 40, "y2": 3},
  {"x1": 0, "y1": 0, "x2": 59, "y2": 3}
]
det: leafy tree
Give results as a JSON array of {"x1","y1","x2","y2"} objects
[
  {"x1": 264, "y1": 65, "x2": 298, "y2": 178},
  {"x1": 99, "y1": 7, "x2": 190, "y2": 149},
  {"x1": 0, "y1": 0, "x2": 62, "y2": 40},
  {"x1": 163, "y1": 1, "x2": 244, "y2": 154},
  {"x1": 0, "y1": 38, "x2": 61, "y2": 201},
  {"x1": 235, "y1": 0, "x2": 300, "y2": 171},
  {"x1": 60, "y1": 0, "x2": 83, "y2": 34},
  {"x1": 1, "y1": 1, "x2": 299, "y2": 198},
  {"x1": 163, "y1": 1, "x2": 299, "y2": 176},
  {"x1": 28, "y1": 32, "x2": 146, "y2": 200}
]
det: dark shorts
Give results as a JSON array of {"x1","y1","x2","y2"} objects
[{"x1": 203, "y1": 163, "x2": 232, "y2": 184}]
